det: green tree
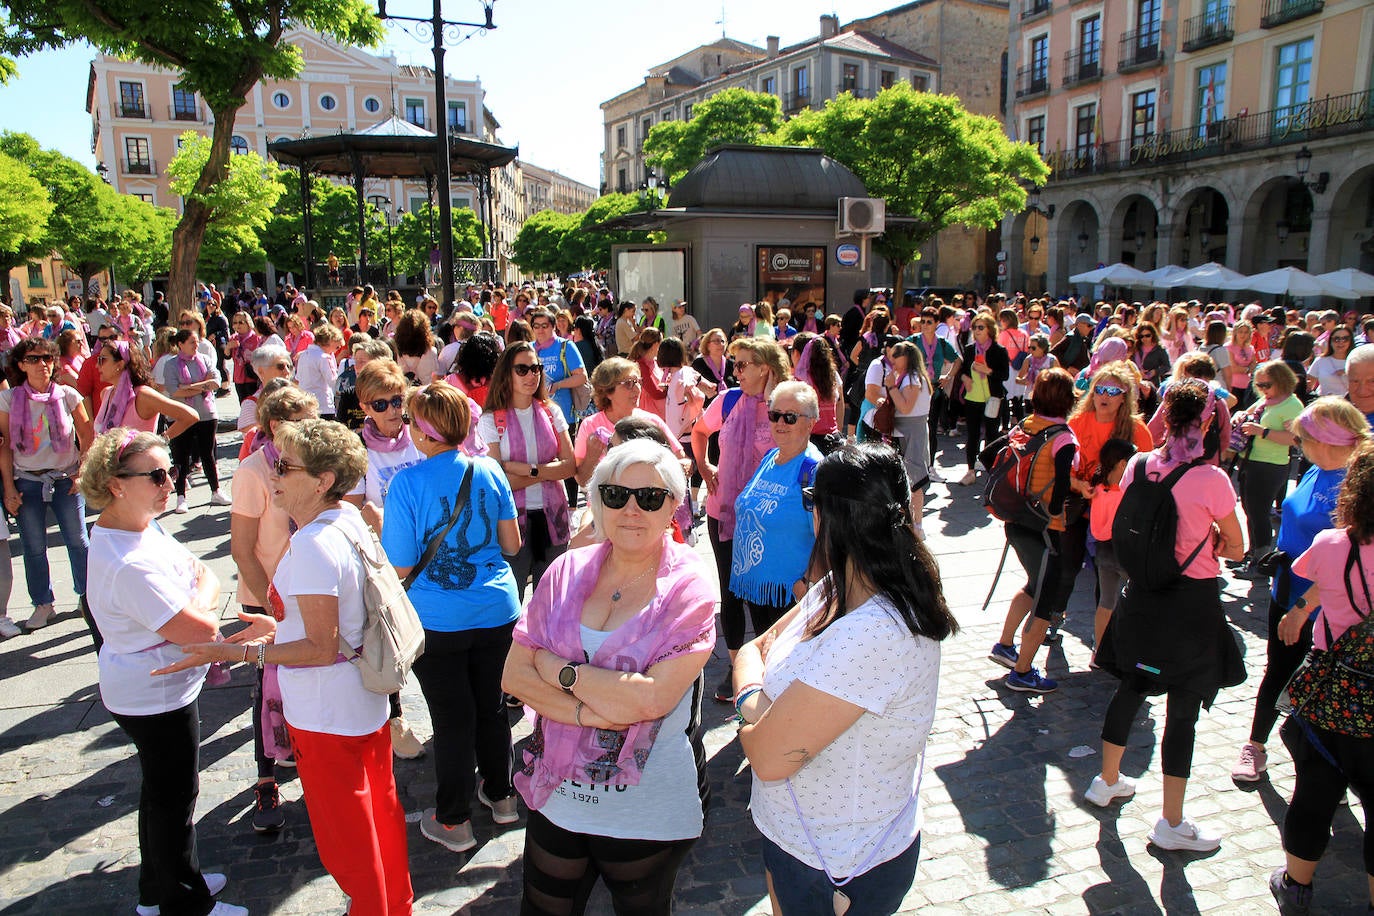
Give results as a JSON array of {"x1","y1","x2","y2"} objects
[
  {"x1": 260, "y1": 173, "x2": 379, "y2": 279},
  {"x1": 512, "y1": 209, "x2": 580, "y2": 277},
  {"x1": 778, "y1": 85, "x2": 1048, "y2": 286},
  {"x1": 0, "y1": 148, "x2": 53, "y2": 300},
  {"x1": 643, "y1": 88, "x2": 783, "y2": 184},
  {"x1": 568, "y1": 193, "x2": 658, "y2": 273},
  {"x1": 0, "y1": 0, "x2": 382, "y2": 312},
  {"x1": 392, "y1": 203, "x2": 482, "y2": 282},
  {"x1": 112, "y1": 200, "x2": 176, "y2": 288}
]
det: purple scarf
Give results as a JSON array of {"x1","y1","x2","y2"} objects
[
  {"x1": 0, "y1": 327, "x2": 21, "y2": 352},
  {"x1": 1090, "y1": 337, "x2": 1129, "y2": 375},
  {"x1": 793, "y1": 339, "x2": 818, "y2": 386},
  {"x1": 497, "y1": 402, "x2": 570, "y2": 545},
  {"x1": 1160, "y1": 388, "x2": 1218, "y2": 469},
  {"x1": 360, "y1": 417, "x2": 413, "y2": 454},
  {"x1": 95, "y1": 341, "x2": 135, "y2": 434},
  {"x1": 10, "y1": 381, "x2": 74, "y2": 456},
  {"x1": 716, "y1": 389, "x2": 770, "y2": 539},
  {"x1": 177, "y1": 352, "x2": 212, "y2": 412},
  {"x1": 512, "y1": 537, "x2": 717, "y2": 808}
]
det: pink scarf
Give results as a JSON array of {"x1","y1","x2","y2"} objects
[
  {"x1": 512, "y1": 537, "x2": 716, "y2": 808},
  {"x1": 1160, "y1": 388, "x2": 1218, "y2": 469},
  {"x1": 95, "y1": 342, "x2": 137, "y2": 434},
  {"x1": 0, "y1": 327, "x2": 22, "y2": 352},
  {"x1": 10, "y1": 381, "x2": 74, "y2": 456},
  {"x1": 361, "y1": 417, "x2": 413, "y2": 454},
  {"x1": 793, "y1": 338, "x2": 818, "y2": 386},
  {"x1": 177, "y1": 352, "x2": 212, "y2": 412},
  {"x1": 496, "y1": 403, "x2": 570, "y2": 545},
  {"x1": 716, "y1": 388, "x2": 769, "y2": 539}
]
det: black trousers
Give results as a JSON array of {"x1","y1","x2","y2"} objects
[
  {"x1": 1241, "y1": 460, "x2": 1289, "y2": 558},
  {"x1": 1250, "y1": 593, "x2": 1315, "y2": 745},
  {"x1": 112, "y1": 700, "x2": 215, "y2": 916},
  {"x1": 1101, "y1": 684, "x2": 1205, "y2": 779},
  {"x1": 1282, "y1": 719, "x2": 1374, "y2": 874},
  {"x1": 410, "y1": 622, "x2": 515, "y2": 826},
  {"x1": 511, "y1": 509, "x2": 568, "y2": 602},
  {"x1": 963, "y1": 398, "x2": 999, "y2": 470},
  {"x1": 708, "y1": 516, "x2": 748, "y2": 651},
  {"x1": 170, "y1": 418, "x2": 219, "y2": 495}
]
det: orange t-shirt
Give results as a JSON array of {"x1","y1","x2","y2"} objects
[
  {"x1": 230, "y1": 450, "x2": 292, "y2": 608},
  {"x1": 491, "y1": 301, "x2": 510, "y2": 332},
  {"x1": 1068, "y1": 412, "x2": 1153, "y2": 482}
]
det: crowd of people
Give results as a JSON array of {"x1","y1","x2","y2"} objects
[{"x1": 3, "y1": 277, "x2": 1374, "y2": 915}]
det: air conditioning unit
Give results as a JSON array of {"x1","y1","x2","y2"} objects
[{"x1": 838, "y1": 197, "x2": 886, "y2": 234}]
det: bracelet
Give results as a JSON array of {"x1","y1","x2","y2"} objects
[
  {"x1": 734, "y1": 686, "x2": 764, "y2": 718},
  {"x1": 242, "y1": 644, "x2": 250, "y2": 664},
  {"x1": 574, "y1": 701, "x2": 585, "y2": 728},
  {"x1": 256, "y1": 643, "x2": 267, "y2": 669}
]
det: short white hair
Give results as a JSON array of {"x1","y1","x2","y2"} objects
[
  {"x1": 250, "y1": 343, "x2": 290, "y2": 370},
  {"x1": 586, "y1": 439, "x2": 686, "y2": 535},
  {"x1": 769, "y1": 380, "x2": 819, "y2": 418},
  {"x1": 1348, "y1": 343, "x2": 1374, "y2": 370}
]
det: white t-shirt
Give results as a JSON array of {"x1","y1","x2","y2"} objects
[
  {"x1": 751, "y1": 587, "x2": 939, "y2": 878},
  {"x1": 0, "y1": 385, "x2": 82, "y2": 474},
  {"x1": 437, "y1": 340, "x2": 462, "y2": 372},
  {"x1": 1309, "y1": 355, "x2": 1348, "y2": 396},
  {"x1": 274, "y1": 504, "x2": 389, "y2": 736},
  {"x1": 88, "y1": 523, "x2": 207, "y2": 716},
  {"x1": 295, "y1": 345, "x2": 338, "y2": 413},
  {"x1": 477, "y1": 402, "x2": 569, "y2": 511},
  {"x1": 863, "y1": 360, "x2": 930, "y2": 418},
  {"x1": 348, "y1": 440, "x2": 425, "y2": 508},
  {"x1": 398, "y1": 348, "x2": 440, "y2": 384},
  {"x1": 664, "y1": 366, "x2": 704, "y2": 441}
]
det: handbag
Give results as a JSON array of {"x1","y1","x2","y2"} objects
[
  {"x1": 871, "y1": 386, "x2": 897, "y2": 437},
  {"x1": 983, "y1": 396, "x2": 1003, "y2": 419},
  {"x1": 561, "y1": 341, "x2": 594, "y2": 414}
]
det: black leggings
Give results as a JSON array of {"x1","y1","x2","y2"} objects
[
  {"x1": 234, "y1": 381, "x2": 256, "y2": 404},
  {"x1": 743, "y1": 600, "x2": 790, "y2": 641},
  {"x1": 170, "y1": 418, "x2": 219, "y2": 495},
  {"x1": 927, "y1": 390, "x2": 947, "y2": 464},
  {"x1": 1241, "y1": 460, "x2": 1289, "y2": 557},
  {"x1": 244, "y1": 605, "x2": 277, "y2": 780},
  {"x1": 1250, "y1": 592, "x2": 1315, "y2": 745},
  {"x1": 963, "y1": 398, "x2": 1000, "y2": 470},
  {"x1": 708, "y1": 516, "x2": 748, "y2": 651},
  {"x1": 520, "y1": 809, "x2": 696, "y2": 916},
  {"x1": 1282, "y1": 719, "x2": 1374, "y2": 876},
  {"x1": 1101, "y1": 683, "x2": 1205, "y2": 779}
]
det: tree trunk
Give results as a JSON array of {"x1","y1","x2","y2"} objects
[
  {"x1": 166, "y1": 103, "x2": 243, "y2": 321},
  {"x1": 0, "y1": 267, "x2": 11, "y2": 305},
  {"x1": 887, "y1": 256, "x2": 909, "y2": 293}
]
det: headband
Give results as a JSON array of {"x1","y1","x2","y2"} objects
[
  {"x1": 409, "y1": 388, "x2": 451, "y2": 444},
  {"x1": 1298, "y1": 411, "x2": 1362, "y2": 448},
  {"x1": 116, "y1": 427, "x2": 139, "y2": 460}
]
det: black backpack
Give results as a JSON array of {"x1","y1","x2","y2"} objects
[
  {"x1": 979, "y1": 421, "x2": 1068, "y2": 532},
  {"x1": 1111, "y1": 458, "x2": 1208, "y2": 591}
]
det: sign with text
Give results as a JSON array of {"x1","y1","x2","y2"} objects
[{"x1": 757, "y1": 246, "x2": 827, "y2": 311}]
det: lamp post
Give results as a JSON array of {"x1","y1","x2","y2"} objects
[{"x1": 376, "y1": 0, "x2": 496, "y2": 310}]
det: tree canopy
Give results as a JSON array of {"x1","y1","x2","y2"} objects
[
  {"x1": 0, "y1": 147, "x2": 53, "y2": 296},
  {"x1": 643, "y1": 88, "x2": 783, "y2": 185},
  {"x1": 259, "y1": 173, "x2": 377, "y2": 280},
  {"x1": 392, "y1": 203, "x2": 483, "y2": 282},
  {"x1": 511, "y1": 192, "x2": 659, "y2": 277},
  {"x1": 167, "y1": 131, "x2": 284, "y2": 278},
  {"x1": 512, "y1": 209, "x2": 581, "y2": 277}
]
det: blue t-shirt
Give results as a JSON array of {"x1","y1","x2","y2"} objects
[
  {"x1": 729, "y1": 445, "x2": 821, "y2": 606},
  {"x1": 1272, "y1": 463, "x2": 1345, "y2": 611},
  {"x1": 537, "y1": 337, "x2": 586, "y2": 423},
  {"x1": 380, "y1": 452, "x2": 519, "y2": 631}
]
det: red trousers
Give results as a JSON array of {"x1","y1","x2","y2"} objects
[{"x1": 289, "y1": 723, "x2": 414, "y2": 916}]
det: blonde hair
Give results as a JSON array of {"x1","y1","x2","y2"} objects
[
  {"x1": 80, "y1": 429, "x2": 167, "y2": 510},
  {"x1": 1288, "y1": 396, "x2": 1373, "y2": 450},
  {"x1": 1070, "y1": 359, "x2": 1143, "y2": 443},
  {"x1": 591, "y1": 357, "x2": 638, "y2": 411},
  {"x1": 729, "y1": 337, "x2": 791, "y2": 385},
  {"x1": 275, "y1": 418, "x2": 367, "y2": 500},
  {"x1": 257, "y1": 384, "x2": 320, "y2": 435},
  {"x1": 312, "y1": 322, "x2": 344, "y2": 347}
]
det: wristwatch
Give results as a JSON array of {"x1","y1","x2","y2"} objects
[
  {"x1": 530, "y1": 464, "x2": 540, "y2": 478},
  {"x1": 1293, "y1": 596, "x2": 1308, "y2": 610},
  {"x1": 558, "y1": 661, "x2": 581, "y2": 693}
]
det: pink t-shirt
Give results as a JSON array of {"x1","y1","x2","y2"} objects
[
  {"x1": 1090, "y1": 483, "x2": 1124, "y2": 543},
  {"x1": 573, "y1": 408, "x2": 684, "y2": 462},
  {"x1": 1119, "y1": 452, "x2": 1235, "y2": 580},
  {"x1": 1292, "y1": 528, "x2": 1374, "y2": 650},
  {"x1": 230, "y1": 449, "x2": 292, "y2": 608}
]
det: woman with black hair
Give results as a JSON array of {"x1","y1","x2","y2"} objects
[
  {"x1": 571, "y1": 315, "x2": 604, "y2": 377},
  {"x1": 734, "y1": 442, "x2": 957, "y2": 915},
  {"x1": 446, "y1": 330, "x2": 501, "y2": 407}
]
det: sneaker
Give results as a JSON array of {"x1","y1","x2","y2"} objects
[
  {"x1": 207, "y1": 904, "x2": 248, "y2": 916},
  {"x1": 1084, "y1": 774, "x2": 1137, "y2": 807},
  {"x1": 1006, "y1": 667, "x2": 1058, "y2": 694},
  {"x1": 1148, "y1": 816, "x2": 1221, "y2": 852},
  {"x1": 419, "y1": 808, "x2": 476, "y2": 852},
  {"x1": 174, "y1": 496, "x2": 189, "y2": 514},
  {"x1": 713, "y1": 669, "x2": 734, "y2": 703},
  {"x1": 22, "y1": 604, "x2": 54, "y2": 631},
  {"x1": 1231, "y1": 744, "x2": 1269, "y2": 782},
  {"x1": 251, "y1": 781, "x2": 285, "y2": 833},
  {"x1": 389, "y1": 718, "x2": 425, "y2": 760},
  {"x1": 1043, "y1": 626, "x2": 1063, "y2": 646},
  {"x1": 136, "y1": 875, "x2": 228, "y2": 916},
  {"x1": 989, "y1": 642, "x2": 1019, "y2": 669},
  {"x1": 958, "y1": 469, "x2": 977, "y2": 486},
  {"x1": 478, "y1": 782, "x2": 520, "y2": 825},
  {"x1": 210, "y1": 490, "x2": 232, "y2": 506},
  {"x1": 0, "y1": 617, "x2": 21, "y2": 639},
  {"x1": 1269, "y1": 867, "x2": 1314, "y2": 915}
]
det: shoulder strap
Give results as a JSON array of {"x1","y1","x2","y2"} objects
[
  {"x1": 1344, "y1": 529, "x2": 1373, "y2": 620},
  {"x1": 722, "y1": 387, "x2": 743, "y2": 421},
  {"x1": 402, "y1": 462, "x2": 474, "y2": 590}
]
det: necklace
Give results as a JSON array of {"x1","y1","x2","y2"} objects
[{"x1": 610, "y1": 560, "x2": 658, "y2": 603}]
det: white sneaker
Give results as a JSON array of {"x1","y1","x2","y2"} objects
[
  {"x1": 928, "y1": 467, "x2": 944, "y2": 483},
  {"x1": 174, "y1": 496, "x2": 189, "y2": 514},
  {"x1": 210, "y1": 490, "x2": 232, "y2": 506},
  {"x1": 0, "y1": 617, "x2": 21, "y2": 639},
  {"x1": 958, "y1": 469, "x2": 977, "y2": 486},
  {"x1": 207, "y1": 904, "x2": 248, "y2": 916},
  {"x1": 22, "y1": 604, "x2": 54, "y2": 631},
  {"x1": 1148, "y1": 816, "x2": 1221, "y2": 852},
  {"x1": 1084, "y1": 775, "x2": 1136, "y2": 807},
  {"x1": 136, "y1": 873, "x2": 228, "y2": 915}
]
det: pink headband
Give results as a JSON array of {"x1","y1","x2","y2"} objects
[
  {"x1": 107, "y1": 339, "x2": 130, "y2": 363},
  {"x1": 409, "y1": 388, "x2": 451, "y2": 444},
  {"x1": 1298, "y1": 411, "x2": 1361, "y2": 448},
  {"x1": 116, "y1": 427, "x2": 138, "y2": 459}
]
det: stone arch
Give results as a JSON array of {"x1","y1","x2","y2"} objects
[
  {"x1": 1052, "y1": 198, "x2": 1103, "y2": 292},
  {"x1": 1106, "y1": 193, "x2": 1161, "y2": 269},
  {"x1": 1169, "y1": 186, "x2": 1231, "y2": 267},
  {"x1": 1322, "y1": 164, "x2": 1374, "y2": 273},
  {"x1": 1241, "y1": 176, "x2": 1313, "y2": 272}
]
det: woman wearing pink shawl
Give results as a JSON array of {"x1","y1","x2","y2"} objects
[
  {"x1": 503, "y1": 439, "x2": 716, "y2": 915},
  {"x1": 93, "y1": 339, "x2": 196, "y2": 439}
]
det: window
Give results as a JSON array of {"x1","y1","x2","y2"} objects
[
  {"x1": 1136, "y1": 0, "x2": 1161, "y2": 51},
  {"x1": 409, "y1": 196, "x2": 427, "y2": 214},
  {"x1": 26, "y1": 263, "x2": 43, "y2": 287},
  {"x1": 617, "y1": 167, "x2": 627, "y2": 193},
  {"x1": 880, "y1": 70, "x2": 896, "y2": 89},
  {"x1": 616, "y1": 125, "x2": 627, "y2": 149},
  {"x1": 273, "y1": 91, "x2": 291, "y2": 109},
  {"x1": 762, "y1": 76, "x2": 776, "y2": 95},
  {"x1": 118, "y1": 80, "x2": 146, "y2": 117},
  {"x1": 911, "y1": 74, "x2": 929, "y2": 92},
  {"x1": 448, "y1": 101, "x2": 467, "y2": 132},
  {"x1": 173, "y1": 85, "x2": 198, "y2": 120},
  {"x1": 1075, "y1": 103, "x2": 1097, "y2": 162},
  {"x1": 124, "y1": 137, "x2": 151, "y2": 173},
  {"x1": 684, "y1": 103, "x2": 694, "y2": 120},
  {"x1": 1030, "y1": 34, "x2": 1049, "y2": 87},
  {"x1": 794, "y1": 65, "x2": 810, "y2": 98},
  {"x1": 319, "y1": 94, "x2": 337, "y2": 111},
  {"x1": 364, "y1": 96, "x2": 381, "y2": 114},
  {"x1": 641, "y1": 116, "x2": 652, "y2": 145},
  {"x1": 662, "y1": 109, "x2": 673, "y2": 121},
  {"x1": 1130, "y1": 89, "x2": 1157, "y2": 146},
  {"x1": 1079, "y1": 15, "x2": 1101, "y2": 75},
  {"x1": 231, "y1": 135, "x2": 250, "y2": 155},
  {"x1": 1274, "y1": 38, "x2": 1314, "y2": 130},
  {"x1": 1027, "y1": 115, "x2": 1046, "y2": 155},
  {"x1": 134, "y1": 193, "x2": 155, "y2": 204},
  {"x1": 1196, "y1": 62, "x2": 1227, "y2": 136},
  {"x1": 404, "y1": 98, "x2": 426, "y2": 127},
  {"x1": 842, "y1": 63, "x2": 860, "y2": 93}
]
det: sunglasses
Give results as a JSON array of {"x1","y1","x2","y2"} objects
[
  {"x1": 97, "y1": 334, "x2": 119, "y2": 342},
  {"x1": 369, "y1": 394, "x2": 405, "y2": 412},
  {"x1": 1255, "y1": 381, "x2": 1273, "y2": 390},
  {"x1": 1332, "y1": 336, "x2": 1353, "y2": 342},
  {"x1": 598, "y1": 484, "x2": 671, "y2": 512},
  {"x1": 117, "y1": 467, "x2": 178, "y2": 486},
  {"x1": 21, "y1": 355, "x2": 55, "y2": 364},
  {"x1": 273, "y1": 458, "x2": 310, "y2": 476},
  {"x1": 530, "y1": 323, "x2": 553, "y2": 330},
  {"x1": 1138, "y1": 334, "x2": 1155, "y2": 341},
  {"x1": 617, "y1": 377, "x2": 642, "y2": 389},
  {"x1": 1094, "y1": 384, "x2": 1125, "y2": 397},
  {"x1": 512, "y1": 363, "x2": 543, "y2": 377},
  {"x1": 767, "y1": 410, "x2": 812, "y2": 425}
]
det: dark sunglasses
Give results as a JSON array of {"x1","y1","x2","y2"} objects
[
  {"x1": 273, "y1": 458, "x2": 310, "y2": 475},
  {"x1": 1332, "y1": 336, "x2": 1353, "y2": 342},
  {"x1": 1138, "y1": 333, "x2": 1155, "y2": 341},
  {"x1": 1094, "y1": 384, "x2": 1125, "y2": 397},
  {"x1": 1255, "y1": 380, "x2": 1273, "y2": 390},
  {"x1": 767, "y1": 410, "x2": 812, "y2": 425},
  {"x1": 512, "y1": 363, "x2": 543, "y2": 377},
  {"x1": 117, "y1": 467, "x2": 178, "y2": 486},
  {"x1": 598, "y1": 484, "x2": 671, "y2": 512},
  {"x1": 369, "y1": 395, "x2": 405, "y2": 412},
  {"x1": 21, "y1": 354, "x2": 55, "y2": 364}
]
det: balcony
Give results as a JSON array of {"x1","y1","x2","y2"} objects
[
  {"x1": 1045, "y1": 88, "x2": 1373, "y2": 181},
  {"x1": 1261, "y1": 0, "x2": 1323, "y2": 28},
  {"x1": 447, "y1": 122, "x2": 471, "y2": 136},
  {"x1": 169, "y1": 104, "x2": 205, "y2": 122},
  {"x1": 122, "y1": 158, "x2": 155, "y2": 175},
  {"x1": 1118, "y1": 28, "x2": 1164, "y2": 72},
  {"x1": 1062, "y1": 48, "x2": 1102, "y2": 87},
  {"x1": 1015, "y1": 65, "x2": 1050, "y2": 100},
  {"x1": 117, "y1": 104, "x2": 149, "y2": 119},
  {"x1": 1181, "y1": 6, "x2": 1234, "y2": 52},
  {"x1": 404, "y1": 115, "x2": 431, "y2": 131},
  {"x1": 783, "y1": 90, "x2": 812, "y2": 114},
  {"x1": 1020, "y1": 0, "x2": 1051, "y2": 21}
]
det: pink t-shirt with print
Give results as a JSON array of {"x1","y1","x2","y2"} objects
[
  {"x1": 1292, "y1": 528, "x2": 1374, "y2": 650},
  {"x1": 1118, "y1": 452, "x2": 1236, "y2": 580}
]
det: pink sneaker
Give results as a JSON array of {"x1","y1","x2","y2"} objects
[{"x1": 1231, "y1": 743, "x2": 1268, "y2": 782}]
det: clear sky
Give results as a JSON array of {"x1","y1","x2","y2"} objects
[{"x1": 0, "y1": 1, "x2": 903, "y2": 190}]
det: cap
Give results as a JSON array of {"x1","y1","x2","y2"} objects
[{"x1": 1075, "y1": 312, "x2": 1094, "y2": 325}]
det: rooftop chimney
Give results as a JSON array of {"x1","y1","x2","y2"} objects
[
  {"x1": 766, "y1": 35, "x2": 780, "y2": 57},
  {"x1": 819, "y1": 14, "x2": 839, "y2": 40}
]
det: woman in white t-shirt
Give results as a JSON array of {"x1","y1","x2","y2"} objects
[
  {"x1": 734, "y1": 443, "x2": 956, "y2": 915},
  {"x1": 1308, "y1": 325, "x2": 1355, "y2": 396},
  {"x1": 864, "y1": 341, "x2": 934, "y2": 536},
  {"x1": 82, "y1": 429, "x2": 248, "y2": 916}
]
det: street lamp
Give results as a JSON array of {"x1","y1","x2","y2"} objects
[
  {"x1": 1294, "y1": 146, "x2": 1329, "y2": 194},
  {"x1": 376, "y1": 0, "x2": 496, "y2": 309},
  {"x1": 1277, "y1": 219, "x2": 1291, "y2": 245},
  {"x1": 1135, "y1": 229, "x2": 1146, "y2": 252},
  {"x1": 1078, "y1": 228, "x2": 1090, "y2": 254},
  {"x1": 1029, "y1": 234, "x2": 1041, "y2": 254}
]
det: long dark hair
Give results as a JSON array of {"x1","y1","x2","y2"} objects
[
  {"x1": 806, "y1": 443, "x2": 956, "y2": 641},
  {"x1": 485, "y1": 341, "x2": 550, "y2": 412}
]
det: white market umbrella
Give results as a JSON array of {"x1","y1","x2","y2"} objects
[
  {"x1": 1141, "y1": 264, "x2": 1192, "y2": 288},
  {"x1": 1316, "y1": 268, "x2": 1374, "y2": 297},
  {"x1": 1219, "y1": 266, "x2": 1358, "y2": 299},
  {"x1": 1168, "y1": 262, "x2": 1250, "y2": 289},
  {"x1": 1069, "y1": 262, "x2": 1151, "y2": 285}
]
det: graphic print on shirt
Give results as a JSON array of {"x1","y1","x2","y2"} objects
[
  {"x1": 732, "y1": 478, "x2": 789, "y2": 578},
  {"x1": 420, "y1": 487, "x2": 494, "y2": 591}
]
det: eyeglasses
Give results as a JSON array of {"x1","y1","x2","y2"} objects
[
  {"x1": 598, "y1": 484, "x2": 671, "y2": 512},
  {"x1": 617, "y1": 377, "x2": 642, "y2": 389},
  {"x1": 273, "y1": 458, "x2": 310, "y2": 476},
  {"x1": 530, "y1": 322, "x2": 553, "y2": 330},
  {"x1": 368, "y1": 395, "x2": 405, "y2": 412},
  {"x1": 95, "y1": 355, "x2": 114, "y2": 365},
  {"x1": 921, "y1": 318, "x2": 936, "y2": 325},
  {"x1": 1332, "y1": 336, "x2": 1353, "y2": 342},
  {"x1": 512, "y1": 363, "x2": 543, "y2": 377},
  {"x1": 116, "y1": 467, "x2": 178, "y2": 486},
  {"x1": 1255, "y1": 380, "x2": 1274, "y2": 390},
  {"x1": 768, "y1": 410, "x2": 813, "y2": 425},
  {"x1": 1094, "y1": 384, "x2": 1125, "y2": 397},
  {"x1": 20, "y1": 354, "x2": 55, "y2": 364}
]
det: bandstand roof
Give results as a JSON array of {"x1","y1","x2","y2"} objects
[{"x1": 267, "y1": 117, "x2": 518, "y2": 178}]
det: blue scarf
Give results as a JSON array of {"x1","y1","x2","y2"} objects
[{"x1": 729, "y1": 446, "x2": 820, "y2": 606}]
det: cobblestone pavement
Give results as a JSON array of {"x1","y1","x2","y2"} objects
[{"x1": 0, "y1": 412, "x2": 1368, "y2": 914}]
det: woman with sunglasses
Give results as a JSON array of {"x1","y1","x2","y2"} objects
[
  {"x1": 380, "y1": 381, "x2": 523, "y2": 854},
  {"x1": 1308, "y1": 325, "x2": 1355, "y2": 397},
  {"x1": 0, "y1": 336, "x2": 94, "y2": 632},
  {"x1": 1233, "y1": 360, "x2": 1304, "y2": 577},
  {"x1": 80, "y1": 428, "x2": 249, "y2": 916},
  {"x1": 735, "y1": 442, "x2": 956, "y2": 915},
  {"x1": 575, "y1": 357, "x2": 683, "y2": 486},
  {"x1": 955, "y1": 314, "x2": 1009, "y2": 486},
  {"x1": 480, "y1": 342, "x2": 575, "y2": 602},
  {"x1": 1132, "y1": 320, "x2": 1171, "y2": 415},
  {"x1": 162, "y1": 328, "x2": 227, "y2": 514},
  {"x1": 94, "y1": 339, "x2": 197, "y2": 440},
  {"x1": 503, "y1": 439, "x2": 716, "y2": 915}
]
